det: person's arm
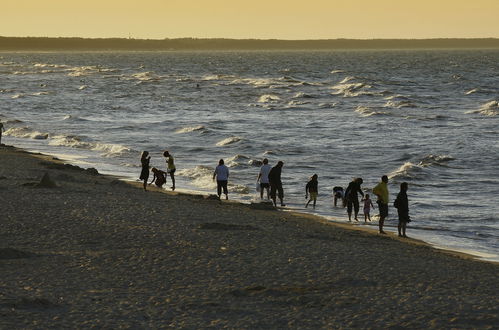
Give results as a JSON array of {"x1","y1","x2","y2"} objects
[
  {"x1": 257, "y1": 172, "x2": 261, "y2": 182},
  {"x1": 213, "y1": 169, "x2": 217, "y2": 181},
  {"x1": 149, "y1": 173, "x2": 156, "y2": 185},
  {"x1": 305, "y1": 182, "x2": 309, "y2": 198}
]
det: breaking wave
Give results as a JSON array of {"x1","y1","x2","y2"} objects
[
  {"x1": 466, "y1": 100, "x2": 499, "y2": 116},
  {"x1": 355, "y1": 106, "x2": 388, "y2": 117},
  {"x1": 216, "y1": 136, "x2": 242, "y2": 146},
  {"x1": 4, "y1": 126, "x2": 48, "y2": 140},
  {"x1": 389, "y1": 154, "x2": 455, "y2": 180},
  {"x1": 175, "y1": 125, "x2": 206, "y2": 134}
]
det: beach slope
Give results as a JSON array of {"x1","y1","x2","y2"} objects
[{"x1": 0, "y1": 146, "x2": 497, "y2": 328}]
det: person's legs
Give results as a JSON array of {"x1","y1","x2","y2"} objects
[
  {"x1": 402, "y1": 222, "x2": 407, "y2": 237},
  {"x1": 353, "y1": 198, "x2": 359, "y2": 221},
  {"x1": 398, "y1": 221, "x2": 402, "y2": 236},
  {"x1": 169, "y1": 170, "x2": 175, "y2": 191},
  {"x1": 216, "y1": 180, "x2": 222, "y2": 198},
  {"x1": 277, "y1": 183, "x2": 285, "y2": 206},
  {"x1": 270, "y1": 184, "x2": 277, "y2": 206},
  {"x1": 222, "y1": 180, "x2": 228, "y2": 200},
  {"x1": 260, "y1": 183, "x2": 264, "y2": 199},
  {"x1": 313, "y1": 197, "x2": 316, "y2": 208},
  {"x1": 379, "y1": 203, "x2": 387, "y2": 234},
  {"x1": 347, "y1": 199, "x2": 353, "y2": 221}
]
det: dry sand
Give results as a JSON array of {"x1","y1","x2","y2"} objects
[{"x1": 0, "y1": 145, "x2": 498, "y2": 328}]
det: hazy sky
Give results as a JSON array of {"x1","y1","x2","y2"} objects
[{"x1": 2, "y1": 0, "x2": 499, "y2": 39}]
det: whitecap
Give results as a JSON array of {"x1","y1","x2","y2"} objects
[
  {"x1": 79, "y1": 85, "x2": 89, "y2": 90},
  {"x1": 466, "y1": 100, "x2": 499, "y2": 116},
  {"x1": 465, "y1": 88, "x2": 479, "y2": 95},
  {"x1": 355, "y1": 106, "x2": 387, "y2": 117},
  {"x1": 258, "y1": 94, "x2": 281, "y2": 103},
  {"x1": 177, "y1": 165, "x2": 217, "y2": 189},
  {"x1": 4, "y1": 126, "x2": 48, "y2": 140},
  {"x1": 175, "y1": 125, "x2": 206, "y2": 134},
  {"x1": 216, "y1": 136, "x2": 242, "y2": 146}
]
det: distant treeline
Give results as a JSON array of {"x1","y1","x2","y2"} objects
[{"x1": 1, "y1": 37, "x2": 499, "y2": 51}]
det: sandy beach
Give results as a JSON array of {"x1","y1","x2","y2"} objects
[{"x1": 0, "y1": 145, "x2": 498, "y2": 328}]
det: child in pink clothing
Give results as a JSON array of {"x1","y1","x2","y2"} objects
[{"x1": 362, "y1": 194, "x2": 375, "y2": 222}]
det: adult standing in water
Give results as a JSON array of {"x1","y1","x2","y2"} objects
[
  {"x1": 257, "y1": 158, "x2": 272, "y2": 200},
  {"x1": 373, "y1": 175, "x2": 389, "y2": 234},
  {"x1": 163, "y1": 150, "x2": 176, "y2": 191},
  {"x1": 394, "y1": 182, "x2": 410, "y2": 237},
  {"x1": 268, "y1": 161, "x2": 285, "y2": 207},
  {"x1": 0, "y1": 120, "x2": 5, "y2": 145},
  {"x1": 344, "y1": 178, "x2": 364, "y2": 221},
  {"x1": 213, "y1": 159, "x2": 229, "y2": 200},
  {"x1": 139, "y1": 151, "x2": 151, "y2": 191}
]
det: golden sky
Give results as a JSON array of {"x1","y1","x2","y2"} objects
[{"x1": 2, "y1": 0, "x2": 498, "y2": 39}]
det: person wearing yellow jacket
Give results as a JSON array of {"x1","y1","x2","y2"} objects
[{"x1": 373, "y1": 175, "x2": 389, "y2": 234}]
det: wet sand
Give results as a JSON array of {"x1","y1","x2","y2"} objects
[{"x1": 0, "y1": 145, "x2": 498, "y2": 328}]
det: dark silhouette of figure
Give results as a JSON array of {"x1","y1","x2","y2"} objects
[
  {"x1": 139, "y1": 151, "x2": 151, "y2": 191},
  {"x1": 344, "y1": 178, "x2": 364, "y2": 221},
  {"x1": 213, "y1": 159, "x2": 229, "y2": 200},
  {"x1": 362, "y1": 194, "x2": 375, "y2": 222},
  {"x1": 150, "y1": 167, "x2": 167, "y2": 188},
  {"x1": 373, "y1": 175, "x2": 389, "y2": 234},
  {"x1": 257, "y1": 158, "x2": 271, "y2": 199},
  {"x1": 268, "y1": 161, "x2": 285, "y2": 207},
  {"x1": 394, "y1": 182, "x2": 410, "y2": 237},
  {"x1": 0, "y1": 120, "x2": 5, "y2": 145},
  {"x1": 305, "y1": 174, "x2": 319, "y2": 208},
  {"x1": 163, "y1": 150, "x2": 176, "y2": 191},
  {"x1": 333, "y1": 186, "x2": 344, "y2": 207}
]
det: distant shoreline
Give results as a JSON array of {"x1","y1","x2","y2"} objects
[{"x1": 1, "y1": 36, "x2": 499, "y2": 51}]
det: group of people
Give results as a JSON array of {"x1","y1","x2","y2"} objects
[
  {"x1": 330, "y1": 176, "x2": 411, "y2": 237},
  {"x1": 140, "y1": 150, "x2": 176, "y2": 191},
  {"x1": 140, "y1": 152, "x2": 411, "y2": 237}
]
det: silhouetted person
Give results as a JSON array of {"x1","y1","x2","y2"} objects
[
  {"x1": 333, "y1": 186, "x2": 344, "y2": 207},
  {"x1": 213, "y1": 159, "x2": 229, "y2": 200},
  {"x1": 394, "y1": 182, "x2": 410, "y2": 237},
  {"x1": 139, "y1": 151, "x2": 151, "y2": 191},
  {"x1": 373, "y1": 175, "x2": 389, "y2": 234},
  {"x1": 305, "y1": 174, "x2": 319, "y2": 208},
  {"x1": 362, "y1": 194, "x2": 375, "y2": 222},
  {"x1": 163, "y1": 150, "x2": 176, "y2": 191},
  {"x1": 150, "y1": 167, "x2": 167, "y2": 188},
  {"x1": 344, "y1": 178, "x2": 364, "y2": 221},
  {"x1": 257, "y1": 158, "x2": 271, "y2": 199},
  {"x1": 268, "y1": 161, "x2": 285, "y2": 207},
  {"x1": 0, "y1": 120, "x2": 4, "y2": 145}
]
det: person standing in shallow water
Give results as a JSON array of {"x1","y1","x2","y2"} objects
[
  {"x1": 257, "y1": 158, "x2": 271, "y2": 200},
  {"x1": 0, "y1": 120, "x2": 5, "y2": 145},
  {"x1": 344, "y1": 178, "x2": 364, "y2": 221},
  {"x1": 268, "y1": 161, "x2": 285, "y2": 207},
  {"x1": 163, "y1": 150, "x2": 176, "y2": 191},
  {"x1": 373, "y1": 175, "x2": 389, "y2": 234},
  {"x1": 394, "y1": 182, "x2": 410, "y2": 237},
  {"x1": 305, "y1": 174, "x2": 319, "y2": 208},
  {"x1": 213, "y1": 159, "x2": 229, "y2": 200},
  {"x1": 139, "y1": 151, "x2": 151, "y2": 191}
]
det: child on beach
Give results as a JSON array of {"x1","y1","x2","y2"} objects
[
  {"x1": 305, "y1": 174, "x2": 318, "y2": 208},
  {"x1": 149, "y1": 167, "x2": 167, "y2": 188},
  {"x1": 362, "y1": 194, "x2": 375, "y2": 222},
  {"x1": 139, "y1": 151, "x2": 151, "y2": 191}
]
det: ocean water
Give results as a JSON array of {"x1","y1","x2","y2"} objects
[{"x1": 1, "y1": 50, "x2": 498, "y2": 262}]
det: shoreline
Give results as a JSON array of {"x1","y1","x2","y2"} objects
[
  {"x1": 4, "y1": 143, "x2": 497, "y2": 265},
  {"x1": 1, "y1": 144, "x2": 498, "y2": 328}
]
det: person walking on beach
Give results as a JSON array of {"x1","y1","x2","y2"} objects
[
  {"x1": 394, "y1": 182, "x2": 410, "y2": 237},
  {"x1": 149, "y1": 167, "x2": 167, "y2": 188},
  {"x1": 0, "y1": 120, "x2": 5, "y2": 145},
  {"x1": 163, "y1": 150, "x2": 176, "y2": 191},
  {"x1": 257, "y1": 158, "x2": 272, "y2": 200},
  {"x1": 305, "y1": 174, "x2": 319, "y2": 208},
  {"x1": 373, "y1": 175, "x2": 389, "y2": 234},
  {"x1": 333, "y1": 186, "x2": 345, "y2": 207},
  {"x1": 362, "y1": 194, "x2": 375, "y2": 222},
  {"x1": 139, "y1": 151, "x2": 151, "y2": 191},
  {"x1": 344, "y1": 178, "x2": 364, "y2": 221},
  {"x1": 268, "y1": 161, "x2": 285, "y2": 207},
  {"x1": 213, "y1": 159, "x2": 229, "y2": 200}
]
